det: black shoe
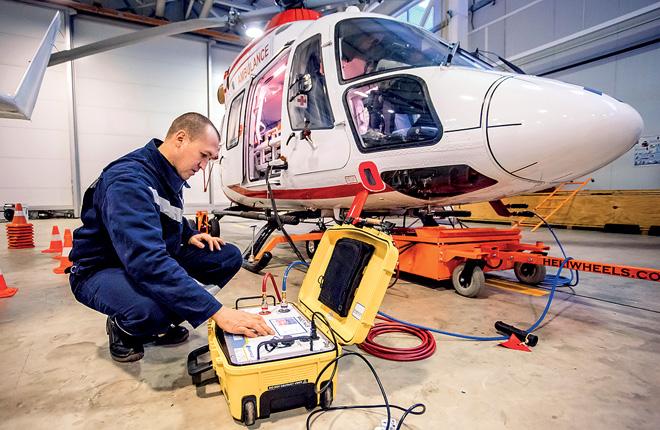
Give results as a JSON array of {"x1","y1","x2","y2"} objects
[
  {"x1": 106, "y1": 317, "x2": 144, "y2": 363},
  {"x1": 152, "y1": 325, "x2": 190, "y2": 346}
]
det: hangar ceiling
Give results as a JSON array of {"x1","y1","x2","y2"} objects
[{"x1": 39, "y1": 0, "x2": 419, "y2": 46}]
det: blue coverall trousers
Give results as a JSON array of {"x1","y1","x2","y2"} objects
[{"x1": 70, "y1": 243, "x2": 242, "y2": 337}]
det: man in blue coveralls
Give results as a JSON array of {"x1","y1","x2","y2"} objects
[{"x1": 69, "y1": 112, "x2": 274, "y2": 363}]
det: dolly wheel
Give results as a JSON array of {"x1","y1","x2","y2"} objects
[
  {"x1": 243, "y1": 400, "x2": 256, "y2": 426},
  {"x1": 320, "y1": 386, "x2": 333, "y2": 409},
  {"x1": 306, "y1": 240, "x2": 320, "y2": 259},
  {"x1": 514, "y1": 262, "x2": 547, "y2": 285},
  {"x1": 451, "y1": 262, "x2": 485, "y2": 298}
]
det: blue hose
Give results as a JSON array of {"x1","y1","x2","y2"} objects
[
  {"x1": 378, "y1": 219, "x2": 576, "y2": 341},
  {"x1": 540, "y1": 214, "x2": 579, "y2": 287},
  {"x1": 378, "y1": 257, "x2": 572, "y2": 341},
  {"x1": 282, "y1": 261, "x2": 309, "y2": 292},
  {"x1": 285, "y1": 219, "x2": 574, "y2": 342}
]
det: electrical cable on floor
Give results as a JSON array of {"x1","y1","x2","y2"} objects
[
  {"x1": 277, "y1": 263, "x2": 425, "y2": 428},
  {"x1": 307, "y1": 351, "x2": 426, "y2": 430}
]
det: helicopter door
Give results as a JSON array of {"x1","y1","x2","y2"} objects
[
  {"x1": 245, "y1": 51, "x2": 290, "y2": 183},
  {"x1": 284, "y1": 34, "x2": 349, "y2": 175},
  {"x1": 221, "y1": 90, "x2": 245, "y2": 187}
]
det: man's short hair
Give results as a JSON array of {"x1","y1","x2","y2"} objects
[{"x1": 166, "y1": 112, "x2": 220, "y2": 141}]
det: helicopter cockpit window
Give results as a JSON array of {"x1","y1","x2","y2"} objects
[
  {"x1": 287, "y1": 34, "x2": 334, "y2": 130},
  {"x1": 247, "y1": 51, "x2": 290, "y2": 181},
  {"x1": 337, "y1": 18, "x2": 490, "y2": 83},
  {"x1": 226, "y1": 90, "x2": 244, "y2": 150},
  {"x1": 345, "y1": 76, "x2": 442, "y2": 152}
]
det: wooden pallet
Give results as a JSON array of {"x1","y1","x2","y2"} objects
[{"x1": 457, "y1": 190, "x2": 660, "y2": 234}]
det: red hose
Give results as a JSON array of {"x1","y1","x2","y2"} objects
[
  {"x1": 358, "y1": 316, "x2": 436, "y2": 361},
  {"x1": 262, "y1": 272, "x2": 282, "y2": 302}
]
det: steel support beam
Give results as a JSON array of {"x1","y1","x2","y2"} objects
[
  {"x1": 199, "y1": 0, "x2": 214, "y2": 18},
  {"x1": 64, "y1": 12, "x2": 82, "y2": 216},
  {"x1": 155, "y1": 0, "x2": 166, "y2": 17}
]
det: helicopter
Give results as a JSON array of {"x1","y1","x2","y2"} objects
[
  {"x1": 1, "y1": 0, "x2": 644, "y2": 268},
  {"x1": 209, "y1": 2, "x2": 643, "y2": 263}
]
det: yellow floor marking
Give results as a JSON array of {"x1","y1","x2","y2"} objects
[{"x1": 486, "y1": 278, "x2": 549, "y2": 297}]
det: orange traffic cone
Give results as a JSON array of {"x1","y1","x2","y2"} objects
[
  {"x1": 41, "y1": 225, "x2": 63, "y2": 253},
  {"x1": 52, "y1": 229, "x2": 72, "y2": 259},
  {"x1": 0, "y1": 267, "x2": 18, "y2": 298},
  {"x1": 53, "y1": 228, "x2": 73, "y2": 274},
  {"x1": 5, "y1": 203, "x2": 34, "y2": 249}
]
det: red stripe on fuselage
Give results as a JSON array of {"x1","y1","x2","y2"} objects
[{"x1": 227, "y1": 183, "x2": 393, "y2": 200}]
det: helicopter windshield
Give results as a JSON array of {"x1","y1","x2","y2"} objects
[{"x1": 336, "y1": 18, "x2": 491, "y2": 82}]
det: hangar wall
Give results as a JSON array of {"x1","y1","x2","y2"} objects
[
  {"x1": 0, "y1": 1, "x2": 73, "y2": 209},
  {"x1": 547, "y1": 44, "x2": 660, "y2": 190},
  {"x1": 467, "y1": 0, "x2": 660, "y2": 190},
  {"x1": 0, "y1": 0, "x2": 239, "y2": 213}
]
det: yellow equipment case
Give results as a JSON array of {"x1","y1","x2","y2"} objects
[{"x1": 188, "y1": 224, "x2": 398, "y2": 425}]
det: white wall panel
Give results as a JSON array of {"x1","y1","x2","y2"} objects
[
  {"x1": 468, "y1": 0, "x2": 659, "y2": 58},
  {"x1": 505, "y1": 0, "x2": 555, "y2": 57},
  {"x1": 0, "y1": 0, "x2": 72, "y2": 208},
  {"x1": 554, "y1": 0, "x2": 585, "y2": 40},
  {"x1": 72, "y1": 17, "x2": 210, "y2": 208},
  {"x1": 549, "y1": 45, "x2": 660, "y2": 190},
  {"x1": 584, "y1": 0, "x2": 620, "y2": 28}
]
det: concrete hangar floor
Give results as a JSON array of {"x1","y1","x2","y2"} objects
[{"x1": 0, "y1": 217, "x2": 658, "y2": 429}]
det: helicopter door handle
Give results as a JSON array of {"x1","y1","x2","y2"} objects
[{"x1": 334, "y1": 120, "x2": 346, "y2": 127}]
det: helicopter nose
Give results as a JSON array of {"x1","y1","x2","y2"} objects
[{"x1": 486, "y1": 76, "x2": 643, "y2": 182}]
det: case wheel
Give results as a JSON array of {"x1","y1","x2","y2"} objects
[
  {"x1": 451, "y1": 262, "x2": 485, "y2": 298},
  {"x1": 305, "y1": 240, "x2": 320, "y2": 259},
  {"x1": 243, "y1": 399, "x2": 256, "y2": 426},
  {"x1": 320, "y1": 386, "x2": 333, "y2": 409},
  {"x1": 514, "y1": 262, "x2": 547, "y2": 285}
]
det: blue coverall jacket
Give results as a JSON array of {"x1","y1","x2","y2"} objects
[{"x1": 69, "y1": 139, "x2": 223, "y2": 329}]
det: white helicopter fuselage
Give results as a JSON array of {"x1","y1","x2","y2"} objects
[{"x1": 219, "y1": 10, "x2": 643, "y2": 213}]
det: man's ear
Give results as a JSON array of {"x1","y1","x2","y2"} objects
[{"x1": 174, "y1": 130, "x2": 187, "y2": 147}]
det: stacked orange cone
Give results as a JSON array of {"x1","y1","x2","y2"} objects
[
  {"x1": 0, "y1": 267, "x2": 18, "y2": 298},
  {"x1": 41, "y1": 225, "x2": 63, "y2": 254},
  {"x1": 53, "y1": 228, "x2": 73, "y2": 274},
  {"x1": 5, "y1": 203, "x2": 34, "y2": 249}
]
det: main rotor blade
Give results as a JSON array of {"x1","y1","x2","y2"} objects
[
  {"x1": 48, "y1": 17, "x2": 230, "y2": 66},
  {"x1": 0, "y1": 11, "x2": 61, "y2": 119}
]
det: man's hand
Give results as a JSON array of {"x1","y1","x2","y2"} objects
[
  {"x1": 189, "y1": 233, "x2": 225, "y2": 251},
  {"x1": 212, "y1": 307, "x2": 275, "y2": 338}
]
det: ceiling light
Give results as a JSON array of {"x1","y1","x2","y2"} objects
[{"x1": 246, "y1": 27, "x2": 264, "y2": 38}]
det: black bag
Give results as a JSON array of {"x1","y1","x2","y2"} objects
[{"x1": 318, "y1": 238, "x2": 374, "y2": 317}]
